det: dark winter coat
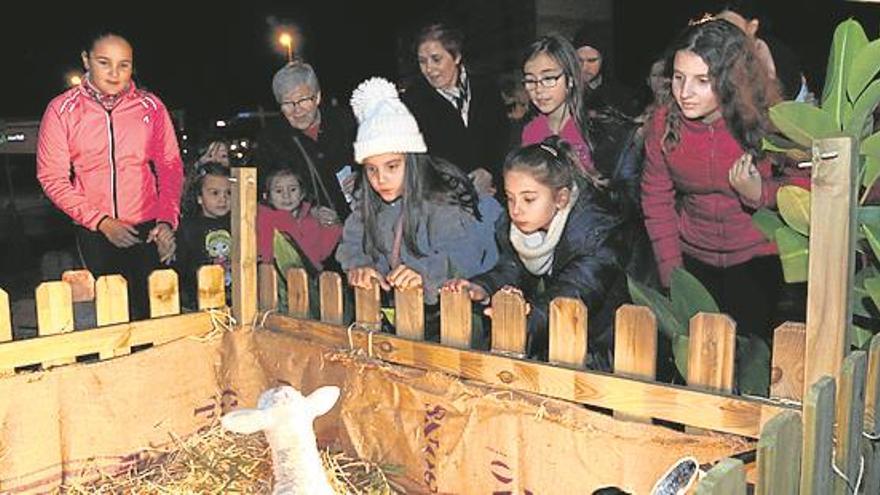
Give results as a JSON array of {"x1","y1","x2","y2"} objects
[
  {"x1": 470, "y1": 187, "x2": 629, "y2": 361},
  {"x1": 174, "y1": 214, "x2": 231, "y2": 309},
  {"x1": 253, "y1": 104, "x2": 356, "y2": 217},
  {"x1": 402, "y1": 73, "x2": 509, "y2": 176}
]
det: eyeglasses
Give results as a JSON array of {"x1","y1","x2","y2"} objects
[
  {"x1": 522, "y1": 73, "x2": 565, "y2": 90},
  {"x1": 280, "y1": 95, "x2": 317, "y2": 110}
]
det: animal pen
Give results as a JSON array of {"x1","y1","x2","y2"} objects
[{"x1": 0, "y1": 137, "x2": 878, "y2": 494}]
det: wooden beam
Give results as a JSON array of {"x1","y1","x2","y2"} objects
[
  {"x1": 613, "y1": 304, "x2": 657, "y2": 422},
  {"x1": 833, "y1": 351, "x2": 866, "y2": 495},
  {"x1": 770, "y1": 322, "x2": 806, "y2": 401},
  {"x1": 61, "y1": 269, "x2": 95, "y2": 303},
  {"x1": 394, "y1": 287, "x2": 424, "y2": 341},
  {"x1": 148, "y1": 269, "x2": 180, "y2": 318},
  {"x1": 95, "y1": 275, "x2": 130, "y2": 359},
  {"x1": 756, "y1": 410, "x2": 802, "y2": 494},
  {"x1": 696, "y1": 458, "x2": 746, "y2": 494},
  {"x1": 805, "y1": 137, "x2": 857, "y2": 387},
  {"x1": 197, "y1": 265, "x2": 226, "y2": 310},
  {"x1": 36, "y1": 281, "x2": 74, "y2": 367},
  {"x1": 865, "y1": 334, "x2": 880, "y2": 495},
  {"x1": 440, "y1": 289, "x2": 472, "y2": 349},
  {"x1": 232, "y1": 167, "x2": 258, "y2": 326},
  {"x1": 286, "y1": 268, "x2": 309, "y2": 319},
  {"x1": 319, "y1": 272, "x2": 343, "y2": 325},
  {"x1": 354, "y1": 280, "x2": 381, "y2": 330},
  {"x1": 257, "y1": 263, "x2": 278, "y2": 311},
  {"x1": 800, "y1": 376, "x2": 835, "y2": 495},
  {"x1": 491, "y1": 290, "x2": 527, "y2": 356},
  {"x1": 687, "y1": 313, "x2": 736, "y2": 393},
  {"x1": 548, "y1": 297, "x2": 588, "y2": 368},
  {"x1": 0, "y1": 312, "x2": 214, "y2": 371},
  {"x1": 264, "y1": 314, "x2": 796, "y2": 438},
  {"x1": 0, "y1": 287, "x2": 11, "y2": 343}
]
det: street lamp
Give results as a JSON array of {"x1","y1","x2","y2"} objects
[{"x1": 279, "y1": 32, "x2": 293, "y2": 63}]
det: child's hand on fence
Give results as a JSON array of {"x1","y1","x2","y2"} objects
[
  {"x1": 386, "y1": 264, "x2": 422, "y2": 290},
  {"x1": 148, "y1": 223, "x2": 176, "y2": 264},
  {"x1": 347, "y1": 266, "x2": 391, "y2": 291},
  {"x1": 483, "y1": 286, "x2": 531, "y2": 319},
  {"x1": 441, "y1": 279, "x2": 489, "y2": 304},
  {"x1": 98, "y1": 217, "x2": 141, "y2": 248},
  {"x1": 310, "y1": 206, "x2": 340, "y2": 226},
  {"x1": 468, "y1": 168, "x2": 496, "y2": 196},
  {"x1": 728, "y1": 153, "x2": 762, "y2": 204}
]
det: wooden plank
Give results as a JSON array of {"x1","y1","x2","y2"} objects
[
  {"x1": 833, "y1": 351, "x2": 866, "y2": 495},
  {"x1": 440, "y1": 289, "x2": 472, "y2": 349},
  {"x1": 0, "y1": 287, "x2": 10, "y2": 343},
  {"x1": 756, "y1": 411, "x2": 802, "y2": 495},
  {"x1": 491, "y1": 290, "x2": 527, "y2": 355},
  {"x1": 286, "y1": 268, "x2": 310, "y2": 319},
  {"x1": 548, "y1": 297, "x2": 588, "y2": 367},
  {"x1": 800, "y1": 376, "x2": 836, "y2": 495},
  {"x1": 36, "y1": 281, "x2": 75, "y2": 367},
  {"x1": 0, "y1": 312, "x2": 214, "y2": 370},
  {"x1": 613, "y1": 304, "x2": 657, "y2": 422},
  {"x1": 864, "y1": 334, "x2": 880, "y2": 495},
  {"x1": 61, "y1": 269, "x2": 95, "y2": 303},
  {"x1": 197, "y1": 265, "x2": 226, "y2": 310},
  {"x1": 805, "y1": 137, "x2": 857, "y2": 387},
  {"x1": 264, "y1": 314, "x2": 796, "y2": 438},
  {"x1": 257, "y1": 263, "x2": 278, "y2": 311},
  {"x1": 232, "y1": 167, "x2": 258, "y2": 327},
  {"x1": 687, "y1": 312, "x2": 736, "y2": 393},
  {"x1": 394, "y1": 287, "x2": 424, "y2": 341},
  {"x1": 695, "y1": 458, "x2": 746, "y2": 495},
  {"x1": 354, "y1": 280, "x2": 381, "y2": 330},
  {"x1": 319, "y1": 272, "x2": 343, "y2": 325},
  {"x1": 770, "y1": 322, "x2": 806, "y2": 401},
  {"x1": 95, "y1": 275, "x2": 130, "y2": 358},
  {"x1": 148, "y1": 269, "x2": 180, "y2": 318}
]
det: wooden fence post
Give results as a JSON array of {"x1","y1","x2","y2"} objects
[
  {"x1": 232, "y1": 167, "x2": 258, "y2": 326},
  {"x1": 687, "y1": 313, "x2": 736, "y2": 392},
  {"x1": 0, "y1": 287, "x2": 10, "y2": 343},
  {"x1": 864, "y1": 334, "x2": 880, "y2": 494},
  {"x1": 491, "y1": 290, "x2": 527, "y2": 355},
  {"x1": 548, "y1": 297, "x2": 588, "y2": 367},
  {"x1": 197, "y1": 265, "x2": 226, "y2": 310},
  {"x1": 36, "y1": 281, "x2": 74, "y2": 367},
  {"x1": 833, "y1": 351, "x2": 866, "y2": 495},
  {"x1": 695, "y1": 458, "x2": 746, "y2": 494},
  {"x1": 354, "y1": 280, "x2": 381, "y2": 330},
  {"x1": 258, "y1": 263, "x2": 278, "y2": 311},
  {"x1": 319, "y1": 272, "x2": 344, "y2": 325},
  {"x1": 148, "y1": 269, "x2": 180, "y2": 318},
  {"x1": 770, "y1": 322, "x2": 806, "y2": 401},
  {"x1": 613, "y1": 304, "x2": 657, "y2": 422},
  {"x1": 95, "y1": 275, "x2": 130, "y2": 358},
  {"x1": 61, "y1": 269, "x2": 95, "y2": 303},
  {"x1": 286, "y1": 268, "x2": 310, "y2": 319},
  {"x1": 805, "y1": 137, "x2": 857, "y2": 388},
  {"x1": 395, "y1": 288, "x2": 424, "y2": 340},
  {"x1": 801, "y1": 376, "x2": 835, "y2": 495},
  {"x1": 756, "y1": 411, "x2": 802, "y2": 494},
  {"x1": 440, "y1": 289, "x2": 472, "y2": 349}
]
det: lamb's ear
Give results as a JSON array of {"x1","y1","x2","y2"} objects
[
  {"x1": 306, "y1": 386, "x2": 341, "y2": 417},
  {"x1": 221, "y1": 409, "x2": 270, "y2": 434}
]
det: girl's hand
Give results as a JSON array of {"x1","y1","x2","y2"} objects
[
  {"x1": 386, "y1": 264, "x2": 423, "y2": 291},
  {"x1": 98, "y1": 218, "x2": 141, "y2": 248},
  {"x1": 441, "y1": 278, "x2": 489, "y2": 303},
  {"x1": 311, "y1": 206, "x2": 340, "y2": 226},
  {"x1": 347, "y1": 266, "x2": 390, "y2": 291},
  {"x1": 728, "y1": 153, "x2": 762, "y2": 204},
  {"x1": 197, "y1": 142, "x2": 228, "y2": 166},
  {"x1": 148, "y1": 223, "x2": 176, "y2": 264},
  {"x1": 483, "y1": 285, "x2": 531, "y2": 318}
]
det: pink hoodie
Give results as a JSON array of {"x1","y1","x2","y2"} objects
[{"x1": 37, "y1": 82, "x2": 184, "y2": 230}]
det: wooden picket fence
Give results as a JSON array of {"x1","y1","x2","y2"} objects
[{"x1": 0, "y1": 265, "x2": 226, "y2": 374}]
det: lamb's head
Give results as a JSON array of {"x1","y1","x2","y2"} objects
[{"x1": 221, "y1": 385, "x2": 340, "y2": 437}]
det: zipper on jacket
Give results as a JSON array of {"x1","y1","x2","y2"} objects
[{"x1": 105, "y1": 110, "x2": 119, "y2": 218}]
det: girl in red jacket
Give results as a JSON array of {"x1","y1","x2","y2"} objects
[
  {"x1": 36, "y1": 33, "x2": 184, "y2": 320},
  {"x1": 641, "y1": 19, "x2": 808, "y2": 360}
]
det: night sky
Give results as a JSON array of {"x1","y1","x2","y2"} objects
[{"x1": 1, "y1": 0, "x2": 878, "y2": 136}]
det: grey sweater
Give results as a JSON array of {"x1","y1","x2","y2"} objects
[{"x1": 336, "y1": 195, "x2": 501, "y2": 304}]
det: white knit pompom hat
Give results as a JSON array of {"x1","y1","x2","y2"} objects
[{"x1": 350, "y1": 77, "x2": 427, "y2": 163}]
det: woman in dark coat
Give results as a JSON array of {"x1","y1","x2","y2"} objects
[
  {"x1": 402, "y1": 22, "x2": 509, "y2": 195},
  {"x1": 444, "y1": 138, "x2": 629, "y2": 367}
]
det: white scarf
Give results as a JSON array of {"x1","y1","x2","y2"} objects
[{"x1": 509, "y1": 184, "x2": 579, "y2": 276}]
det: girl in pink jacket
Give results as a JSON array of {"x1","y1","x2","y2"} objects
[
  {"x1": 36, "y1": 33, "x2": 184, "y2": 320},
  {"x1": 641, "y1": 19, "x2": 808, "y2": 378}
]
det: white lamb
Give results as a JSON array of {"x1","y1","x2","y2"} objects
[{"x1": 221, "y1": 385, "x2": 341, "y2": 495}]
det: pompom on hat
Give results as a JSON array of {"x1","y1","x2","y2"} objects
[{"x1": 350, "y1": 77, "x2": 427, "y2": 163}]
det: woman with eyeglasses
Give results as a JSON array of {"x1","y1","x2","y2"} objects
[
  {"x1": 254, "y1": 61, "x2": 356, "y2": 228},
  {"x1": 401, "y1": 22, "x2": 509, "y2": 196}
]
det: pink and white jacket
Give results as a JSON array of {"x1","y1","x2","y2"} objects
[{"x1": 36, "y1": 82, "x2": 184, "y2": 231}]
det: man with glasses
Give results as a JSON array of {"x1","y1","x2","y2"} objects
[{"x1": 254, "y1": 61, "x2": 356, "y2": 230}]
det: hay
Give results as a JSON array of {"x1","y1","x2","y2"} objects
[{"x1": 59, "y1": 423, "x2": 405, "y2": 494}]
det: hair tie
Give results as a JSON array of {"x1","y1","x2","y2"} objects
[
  {"x1": 689, "y1": 13, "x2": 716, "y2": 26},
  {"x1": 539, "y1": 143, "x2": 558, "y2": 157}
]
